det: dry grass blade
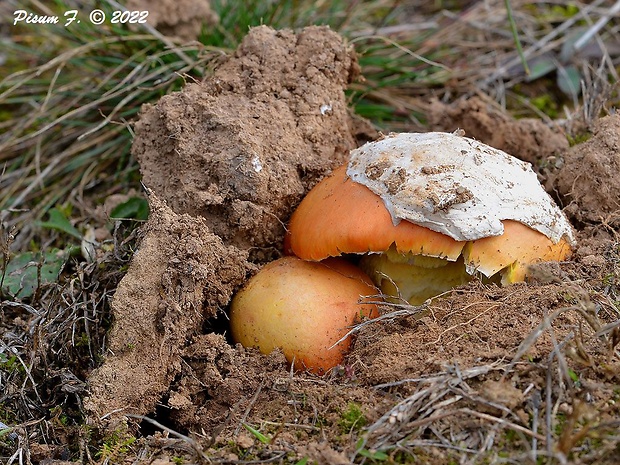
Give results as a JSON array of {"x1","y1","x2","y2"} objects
[
  {"x1": 358, "y1": 364, "x2": 502, "y2": 455},
  {"x1": 573, "y1": 0, "x2": 620, "y2": 52},
  {"x1": 477, "y1": 0, "x2": 611, "y2": 87},
  {"x1": 126, "y1": 414, "x2": 211, "y2": 463},
  {"x1": 567, "y1": 60, "x2": 618, "y2": 134},
  {"x1": 329, "y1": 295, "x2": 428, "y2": 350}
]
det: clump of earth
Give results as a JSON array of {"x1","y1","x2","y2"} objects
[
  {"x1": 85, "y1": 25, "x2": 620, "y2": 463},
  {"x1": 86, "y1": 24, "x2": 364, "y2": 425}
]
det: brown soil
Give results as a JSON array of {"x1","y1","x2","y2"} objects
[
  {"x1": 84, "y1": 25, "x2": 619, "y2": 464},
  {"x1": 131, "y1": 25, "x2": 362, "y2": 255},
  {"x1": 427, "y1": 96, "x2": 569, "y2": 167},
  {"x1": 553, "y1": 114, "x2": 620, "y2": 227},
  {"x1": 84, "y1": 195, "x2": 251, "y2": 423},
  {"x1": 86, "y1": 24, "x2": 363, "y2": 427}
]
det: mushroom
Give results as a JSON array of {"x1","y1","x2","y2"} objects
[
  {"x1": 285, "y1": 132, "x2": 575, "y2": 304},
  {"x1": 229, "y1": 256, "x2": 378, "y2": 374}
]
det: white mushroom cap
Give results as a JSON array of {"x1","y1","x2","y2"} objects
[{"x1": 346, "y1": 132, "x2": 575, "y2": 246}]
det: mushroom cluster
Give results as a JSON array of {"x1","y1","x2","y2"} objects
[{"x1": 230, "y1": 131, "x2": 575, "y2": 373}]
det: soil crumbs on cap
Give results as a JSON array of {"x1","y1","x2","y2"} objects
[{"x1": 22, "y1": 27, "x2": 620, "y2": 465}]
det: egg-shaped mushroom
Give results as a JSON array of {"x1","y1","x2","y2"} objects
[
  {"x1": 230, "y1": 256, "x2": 379, "y2": 374},
  {"x1": 285, "y1": 132, "x2": 575, "y2": 304}
]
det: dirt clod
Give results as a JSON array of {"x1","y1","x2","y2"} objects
[
  {"x1": 85, "y1": 195, "x2": 250, "y2": 422},
  {"x1": 87, "y1": 25, "x2": 363, "y2": 426},
  {"x1": 132, "y1": 25, "x2": 361, "y2": 255},
  {"x1": 553, "y1": 114, "x2": 620, "y2": 226},
  {"x1": 169, "y1": 333, "x2": 289, "y2": 429},
  {"x1": 428, "y1": 97, "x2": 569, "y2": 166},
  {"x1": 125, "y1": 0, "x2": 217, "y2": 42}
]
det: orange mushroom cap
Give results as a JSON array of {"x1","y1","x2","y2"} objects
[
  {"x1": 284, "y1": 165, "x2": 465, "y2": 262},
  {"x1": 464, "y1": 220, "x2": 573, "y2": 283},
  {"x1": 285, "y1": 164, "x2": 572, "y2": 285}
]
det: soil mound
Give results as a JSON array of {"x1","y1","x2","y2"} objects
[
  {"x1": 125, "y1": 0, "x2": 217, "y2": 42},
  {"x1": 85, "y1": 25, "x2": 362, "y2": 425},
  {"x1": 553, "y1": 114, "x2": 620, "y2": 226},
  {"x1": 85, "y1": 196, "x2": 250, "y2": 422},
  {"x1": 132, "y1": 25, "x2": 360, "y2": 255},
  {"x1": 428, "y1": 97, "x2": 569, "y2": 166}
]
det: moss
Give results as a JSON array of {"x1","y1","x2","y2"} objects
[
  {"x1": 338, "y1": 402, "x2": 367, "y2": 434},
  {"x1": 531, "y1": 94, "x2": 559, "y2": 119},
  {"x1": 567, "y1": 131, "x2": 592, "y2": 147},
  {"x1": 96, "y1": 429, "x2": 137, "y2": 462}
]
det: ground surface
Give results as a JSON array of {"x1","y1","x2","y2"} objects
[
  {"x1": 1, "y1": 2, "x2": 620, "y2": 465},
  {"x1": 80, "y1": 25, "x2": 620, "y2": 465}
]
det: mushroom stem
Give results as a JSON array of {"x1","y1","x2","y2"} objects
[{"x1": 360, "y1": 247, "x2": 472, "y2": 305}]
